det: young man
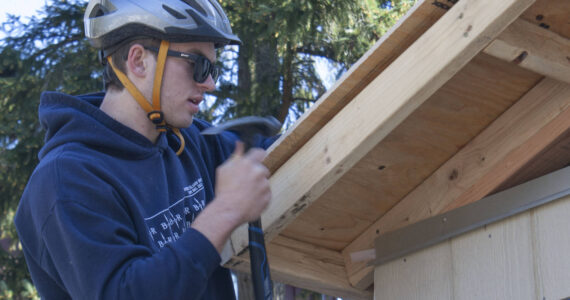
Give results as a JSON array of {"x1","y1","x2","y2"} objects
[{"x1": 14, "y1": 0, "x2": 275, "y2": 299}]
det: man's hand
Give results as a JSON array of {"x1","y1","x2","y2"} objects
[
  {"x1": 215, "y1": 142, "x2": 271, "y2": 223},
  {"x1": 191, "y1": 142, "x2": 271, "y2": 254}
]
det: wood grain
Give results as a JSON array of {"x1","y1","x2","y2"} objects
[
  {"x1": 282, "y1": 54, "x2": 541, "y2": 251},
  {"x1": 227, "y1": 236, "x2": 372, "y2": 300},
  {"x1": 484, "y1": 18, "x2": 570, "y2": 84},
  {"x1": 344, "y1": 77, "x2": 570, "y2": 290},
  {"x1": 262, "y1": 0, "x2": 451, "y2": 173},
  {"x1": 374, "y1": 194, "x2": 570, "y2": 299},
  {"x1": 520, "y1": 0, "x2": 570, "y2": 39}
]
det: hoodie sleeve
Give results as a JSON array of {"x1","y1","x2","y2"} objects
[{"x1": 36, "y1": 155, "x2": 221, "y2": 300}]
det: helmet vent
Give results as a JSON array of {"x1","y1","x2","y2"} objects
[
  {"x1": 181, "y1": 0, "x2": 208, "y2": 16},
  {"x1": 89, "y1": 4, "x2": 106, "y2": 18},
  {"x1": 162, "y1": 5, "x2": 187, "y2": 20}
]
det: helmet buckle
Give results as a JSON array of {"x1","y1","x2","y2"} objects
[{"x1": 148, "y1": 111, "x2": 164, "y2": 125}]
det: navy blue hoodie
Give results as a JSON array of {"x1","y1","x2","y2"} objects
[{"x1": 15, "y1": 92, "x2": 269, "y2": 299}]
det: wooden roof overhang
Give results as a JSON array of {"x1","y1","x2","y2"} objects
[{"x1": 224, "y1": 0, "x2": 570, "y2": 298}]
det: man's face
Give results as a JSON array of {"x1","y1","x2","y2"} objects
[{"x1": 157, "y1": 41, "x2": 217, "y2": 128}]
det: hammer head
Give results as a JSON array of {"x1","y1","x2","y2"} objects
[{"x1": 201, "y1": 116, "x2": 281, "y2": 150}]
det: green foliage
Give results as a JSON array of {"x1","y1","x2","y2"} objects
[
  {"x1": 1, "y1": 1, "x2": 99, "y2": 297},
  {"x1": 0, "y1": 0, "x2": 416, "y2": 297},
  {"x1": 204, "y1": 0, "x2": 418, "y2": 126}
]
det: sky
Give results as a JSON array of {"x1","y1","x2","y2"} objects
[
  {"x1": 0, "y1": 0, "x2": 48, "y2": 39},
  {"x1": 0, "y1": 0, "x2": 48, "y2": 24}
]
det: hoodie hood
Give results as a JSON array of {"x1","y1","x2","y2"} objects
[{"x1": 38, "y1": 92, "x2": 165, "y2": 160}]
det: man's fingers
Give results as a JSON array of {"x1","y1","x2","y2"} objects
[
  {"x1": 233, "y1": 141, "x2": 245, "y2": 157},
  {"x1": 229, "y1": 143, "x2": 269, "y2": 178},
  {"x1": 245, "y1": 148, "x2": 266, "y2": 163}
]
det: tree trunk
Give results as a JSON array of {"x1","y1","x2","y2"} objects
[
  {"x1": 278, "y1": 42, "x2": 295, "y2": 124},
  {"x1": 237, "y1": 44, "x2": 252, "y2": 103},
  {"x1": 253, "y1": 35, "x2": 281, "y2": 117}
]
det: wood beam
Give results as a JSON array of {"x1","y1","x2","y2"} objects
[
  {"x1": 227, "y1": 0, "x2": 537, "y2": 265},
  {"x1": 520, "y1": 0, "x2": 570, "y2": 39},
  {"x1": 343, "y1": 77, "x2": 570, "y2": 290},
  {"x1": 484, "y1": 18, "x2": 570, "y2": 84},
  {"x1": 492, "y1": 129, "x2": 570, "y2": 194},
  {"x1": 262, "y1": 0, "x2": 450, "y2": 174},
  {"x1": 226, "y1": 236, "x2": 372, "y2": 300}
]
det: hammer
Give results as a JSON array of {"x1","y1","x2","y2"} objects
[{"x1": 201, "y1": 116, "x2": 281, "y2": 300}]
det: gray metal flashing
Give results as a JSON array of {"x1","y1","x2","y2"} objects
[{"x1": 372, "y1": 166, "x2": 570, "y2": 266}]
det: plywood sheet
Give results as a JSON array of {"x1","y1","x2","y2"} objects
[
  {"x1": 374, "y1": 242, "x2": 453, "y2": 300},
  {"x1": 532, "y1": 195, "x2": 570, "y2": 299},
  {"x1": 374, "y1": 195, "x2": 570, "y2": 300},
  {"x1": 374, "y1": 212, "x2": 537, "y2": 300},
  {"x1": 451, "y1": 212, "x2": 535, "y2": 299},
  {"x1": 521, "y1": 0, "x2": 570, "y2": 39},
  {"x1": 280, "y1": 53, "x2": 542, "y2": 250}
]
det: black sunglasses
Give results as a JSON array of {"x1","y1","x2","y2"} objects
[{"x1": 144, "y1": 46, "x2": 220, "y2": 83}]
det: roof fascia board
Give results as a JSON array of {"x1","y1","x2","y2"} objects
[{"x1": 228, "y1": 236, "x2": 373, "y2": 300}]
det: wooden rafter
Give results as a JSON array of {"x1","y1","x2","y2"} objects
[
  {"x1": 484, "y1": 18, "x2": 570, "y2": 84},
  {"x1": 343, "y1": 78, "x2": 570, "y2": 290},
  {"x1": 227, "y1": 236, "x2": 372, "y2": 300}
]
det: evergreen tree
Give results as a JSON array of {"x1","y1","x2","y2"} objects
[
  {"x1": 1, "y1": 2, "x2": 99, "y2": 298},
  {"x1": 0, "y1": 0, "x2": 416, "y2": 298},
  {"x1": 204, "y1": 0, "x2": 418, "y2": 127}
]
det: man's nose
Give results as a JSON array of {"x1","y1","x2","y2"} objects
[{"x1": 197, "y1": 74, "x2": 216, "y2": 92}]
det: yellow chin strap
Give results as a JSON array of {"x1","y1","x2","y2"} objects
[{"x1": 107, "y1": 40, "x2": 185, "y2": 155}]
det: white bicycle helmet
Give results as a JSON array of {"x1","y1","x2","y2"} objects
[{"x1": 85, "y1": 0, "x2": 241, "y2": 55}]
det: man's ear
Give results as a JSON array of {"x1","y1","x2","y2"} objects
[{"x1": 126, "y1": 44, "x2": 152, "y2": 78}]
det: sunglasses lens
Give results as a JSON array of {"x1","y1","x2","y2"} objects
[
  {"x1": 211, "y1": 66, "x2": 220, "y2": 82},
  {"x1": 192, "y1": 59, "x2": 206, "y2": 83},
  {"x1": 193, "y1": 57, "x2": 220, "y2": 83}
]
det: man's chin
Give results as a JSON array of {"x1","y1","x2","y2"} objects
[
  {"x1": 175, "y1": 116, "x2": 195, "y2": 128},
  {"x1": 183, "y1": 118, "x2": 194, "y2": 128}
]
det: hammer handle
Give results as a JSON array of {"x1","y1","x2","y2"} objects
[{"x1": 248, "y1": 219, "x2": 273, "y2": 300}]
